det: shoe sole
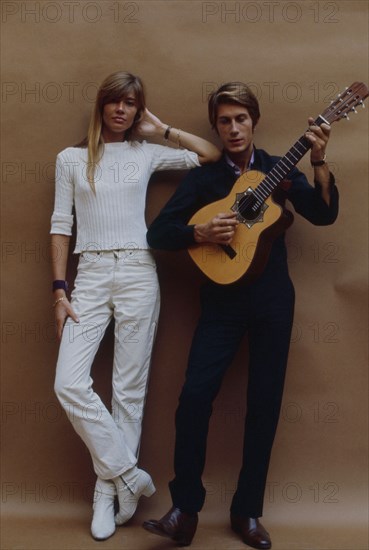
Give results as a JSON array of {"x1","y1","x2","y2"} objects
[
  {"x1": 91, "y1": 531, "x2": 115, "y2": 542},
  {"x1": 143, "y1": 522, "x2": 193, "y2": 546},
  {"x1": 231, "y1": 524, "x2": 271, "y2": 550}
]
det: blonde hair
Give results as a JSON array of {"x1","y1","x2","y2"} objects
[
  {"x1": 208, "y1": 82, "x2": 260, "y2": 131},
  {"x1": 77, "y1": 71, "x2": 146, "y2": 192}
]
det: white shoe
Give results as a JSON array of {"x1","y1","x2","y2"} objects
[
  {"x1": 91, "y1": 478, "x2": 116, "y2": 540},
  {"x1": 113, "y1": 469, "x2": 156, "y2": 525}
]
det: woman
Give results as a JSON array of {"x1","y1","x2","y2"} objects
[{"x1": 51, "y1": 71, "x2": 219, "y2": 540}]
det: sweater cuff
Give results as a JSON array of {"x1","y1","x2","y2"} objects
[
  {"x1": 50, "y1": 212, "x2": 73, "y2": 235},
  {"x1": 181, "y1": 225, "x2": 197, "y2": 247},
  {"x1": 314, "y1": 170, "x2": 335, "y2": 192}
]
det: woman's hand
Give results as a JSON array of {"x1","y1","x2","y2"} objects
[
  {"x1": 54, "y1": 294, "x2": 79, "y2": 341},
  {"x1": 134, "y1": 108, "x2": 220, "y2": 164},
  {"x1": 135, "y1": 108, "x2": 166, "y2": 138}
]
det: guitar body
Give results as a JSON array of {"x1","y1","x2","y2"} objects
[{"x1": 188, "y1": 170, "x2": 294, "y2": 285}]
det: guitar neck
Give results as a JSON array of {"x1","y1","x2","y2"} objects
[
  {"x1": 249, "y1": 82, "x2": 369, "y2": 207},
  {"x1": 253, "y1": 114, "x2": 328, "y2": 204}
]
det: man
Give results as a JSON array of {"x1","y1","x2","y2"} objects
[{"x1": 143, "y1": 82, "x2": 338, "y2": 548}]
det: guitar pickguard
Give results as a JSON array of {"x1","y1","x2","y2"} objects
[{"x1": 231, "y1": 187, "x2": 268, "y2": 229}]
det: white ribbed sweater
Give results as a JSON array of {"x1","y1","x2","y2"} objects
[{"x1": 50, "y1": 141, "x2": 199, "y2": 252}]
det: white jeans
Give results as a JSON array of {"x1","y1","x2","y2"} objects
[{"x1": 54, "y1": 249, "x2": 160, "y2": 480}]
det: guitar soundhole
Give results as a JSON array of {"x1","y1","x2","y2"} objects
[{"x1": 237, "y1": 194, "x2": 262, "y2": 222}]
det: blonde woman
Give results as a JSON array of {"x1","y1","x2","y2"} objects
[{"x1": 51, "y1": 71, "x2": 219, "y2": 541}]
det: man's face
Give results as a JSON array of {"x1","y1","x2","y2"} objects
[{"x1": 215, "y1": 103, "x2": 254, "y2": 155}]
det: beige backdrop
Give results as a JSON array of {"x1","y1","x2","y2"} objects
[{"x1": 1, "y1": 1, "x2": 368, "y2": 549}]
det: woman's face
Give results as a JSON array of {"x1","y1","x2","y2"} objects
[{"x1": 102, "y1": 94, "x2": 138, "y2": 142}]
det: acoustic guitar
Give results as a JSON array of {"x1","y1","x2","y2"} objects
[{"x1": 188, "y1": 82, "x2": 369, "y2": 285}]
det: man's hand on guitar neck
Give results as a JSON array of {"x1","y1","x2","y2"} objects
[
  {"x1": 305, "y1": 116, "x2": 332, "y2": 206},
  {"x1": 305, "y1": 116, "x2": 331, "y2": 161},
  {"x1": 194, "y1": 212, "x2": 239, "y2": 245}
]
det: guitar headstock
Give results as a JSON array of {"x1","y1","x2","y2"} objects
[{"x1": 321, "y1": 82, "x2": 369, "y2": 124}]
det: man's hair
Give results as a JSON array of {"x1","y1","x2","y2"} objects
[{"x1": 208, "y1": 82, "x2": 260, "y2": 130}]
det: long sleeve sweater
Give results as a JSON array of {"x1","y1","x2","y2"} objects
[{"x1": 50, "y1": 141, "x2": 200, "y2": 252}]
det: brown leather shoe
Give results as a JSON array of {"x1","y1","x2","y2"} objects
[
  {"x1": 231, "y1": 515, "x2": 271, "y2": 549},
  {"x1": 143, "y1": 506, "x2": 198, "y2": 546}
]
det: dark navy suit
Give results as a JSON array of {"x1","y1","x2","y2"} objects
[{"x1": 147, "y1": 148, "x2": 339, "y2": 517}]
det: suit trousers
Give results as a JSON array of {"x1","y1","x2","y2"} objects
[
  {"x1": 169, "y1": 273, "x2": 295, "y2": 517},
  {"x1": 54, "y1": 249, "x2": 160, "y2": 480}
]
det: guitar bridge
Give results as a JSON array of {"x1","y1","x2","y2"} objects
[
  {"x1": 231, "y1": 187, "x2": 268, "y2": 229},
  {"x1": 219, "y1": 243, "x2": 237, "y2": 259}
]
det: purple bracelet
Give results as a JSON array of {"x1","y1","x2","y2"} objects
[{"x1": 52, "y1": 280, "x2": 68, "y2": 292}]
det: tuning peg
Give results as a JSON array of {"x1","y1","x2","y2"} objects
[
  {"x1": 343, "y1": 113, "x2": 350, "y2": 120},
  {"x1": 351, "y1": 107, "x2": 358, "y2": 113}
]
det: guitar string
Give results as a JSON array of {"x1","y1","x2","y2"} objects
[{"x1": 236, "y1": 136, "x2": 310, "y2": 219}]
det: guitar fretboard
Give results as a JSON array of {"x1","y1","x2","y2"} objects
[{"x1": 252, "y1": 115, "x2": 327, "y2": 210}]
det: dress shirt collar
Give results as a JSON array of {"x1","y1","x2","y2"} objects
[{"x1": 224, "y1": 149, "x2": 255, "y2": 177}]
